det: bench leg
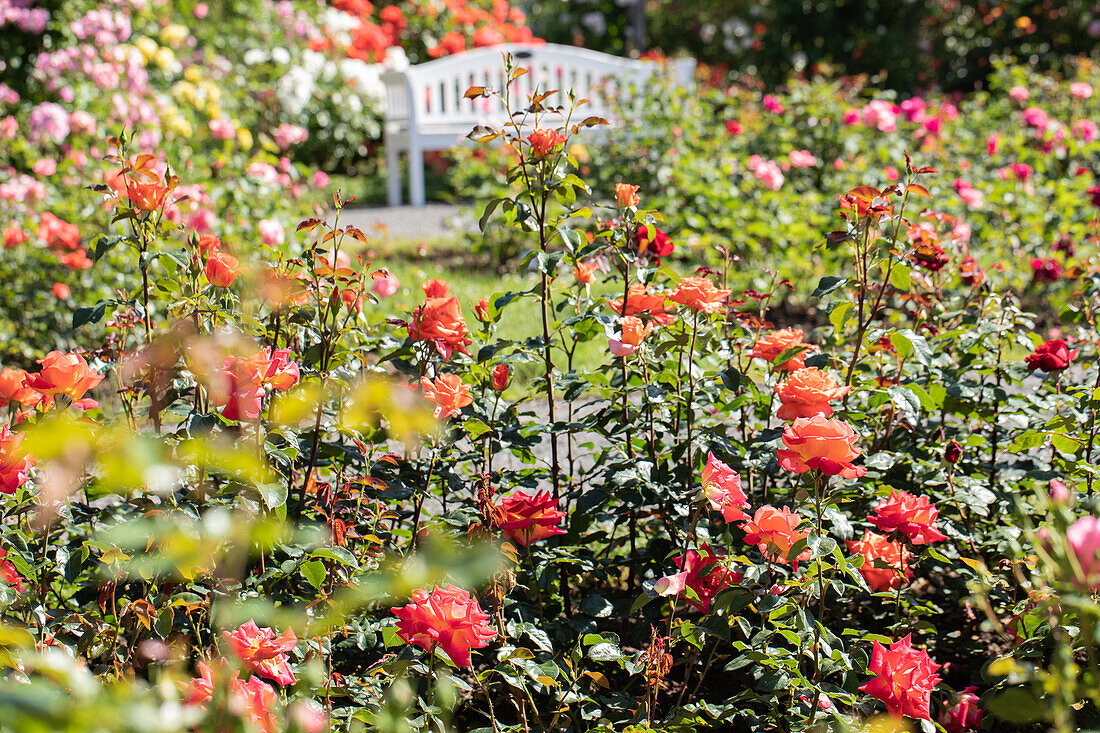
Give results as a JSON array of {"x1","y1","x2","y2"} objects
[
  {"x1": 408, "y1": 145, "x2": 425, "y2": 207},
  {"x1": 386, "y1": 144, "x2": 401, "y2": 207}
]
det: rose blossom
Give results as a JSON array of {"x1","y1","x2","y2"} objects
[
  {"x1": 615, "y1": 183, "x2": 640, "y2": 208},
  {"x1": 775, "y1": 368, "x2": 851, "y2": 420},
  {"x1": 609, "y1": 315, "x2": 651, "y2": 358},
  {"x1": 257, "y1": 219, "x2": 285, "y2": 246},
  {"x1": 868, "y1": 490, "x2": 947, "y2": 544},
  {"x1": 492, "y1": 490, "x2": 567, "y2": 546},
  {"x1": 204, "y1": 252, "x2": 240, "y2": 287},
  {"x1": 740, "y1": 505, "x2": 809, "y2": 565},
  {"x1": 847, "y1": 530, "x2": 912, "y2": 592},
  {"x1": 0, "y1": 424, "x2": 35, "y2": 495},
  {"x1": 751, "y1": 328, "x2": 815, "y2": 371},
  {"x1": 1025, "y1": 339, "x2": 1076, "y2": 372},
  {"x1": 418, "y1": 374, "x2": 472, "y2": 419},
  {"x1": 372, "y1": 271, "x2": 399, "y2": 297},
  {"x1": 654, "y1": 544, "x2": 741, "y2": 613},
  {"x1": 669, "y1": 276, "x2": 731, "y2": 313},
  {"x1": 607, "y1": 284, "x2": 674, "y2": 325},
  {"x1": 491, "y1": 364, "x2": 509, "y2": 392},
  {"x1": 1070, "y1": 82, "x2": 1093, "y2": 99},
  {"x1": 408, "y1": 295, "x2": 472, "y2": 358},
  {"x1": 573, "y1": 259, "x2": 597, "y2": 284},
  {"x1": 526, "y1": 128, "x2": 566, "y2": 158},
  {"x1": 0, "y1": 548, "x2": 23, "y2": 591},
  {"x1": 392, "y1": 585, "x2": 497, "y2": 667},
  {"x1": 24, "y1": 351, "x2": 103, "y2": 406},
  {"x1": 859, "y1": 635, "x2": 941, "y2": 720},
  {"x1": 224, "y1": 620, "x2": 298, "y2": 686},
  {"x1": 1065, "y1": 515, "x2": 1100, "y2": 589},
  {"x1": 634, "y1": 225, "x2": 674, "y2": 260},
  {"x1": 701, "y1": 452, "x2": 749, "y2": 522},
  {"x1": 940, "y1": 686, "x2": 984, "y2": 733},
  {"x1": 777, "y1": 416, "x2": 866, "y2": 478}
]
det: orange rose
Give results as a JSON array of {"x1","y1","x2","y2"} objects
[
  {"x1": 607, "y1": 284, "x2": 674, "y2": 325},
  {"x1": 573, "y1": 259, "x2": 598, "y2": 284},
  {"x1": 615, "y1": 183, "x2": 639, "y2": 208},
  {"x1": 750, "y1": 328, "x2": 816, "y2": 371},
  {"x1": 669, "y1": 276, "x2": 731, "y2": 314},
  {"x1": 775, "y1": 368, "x2": 851, "y2": 420},
  {"x1": 740, "y1": 505, "x2": 809, "y2": 564},
  {"x1": 527, "y1": 128, "x2": 566, "y2": 158},
  {"x1": 422, "y1": 279, "x2": 450, "y2": 298},
  {"x1": 419, "y1": 374, "x2": 473, "y2": 419},
  {"x1": 847, "y1": 530, "x2": 913, "y2": 592},
  {"x1": 0, "y1": 368, "x2": 42, "y2": 408},
  {"x1": 23, "y1": 351, "x2": 103, "y2": 406},
  {"x1": 492, "y1": 490, "x2": 567, "y2": 546},
  {"x1": 204, "y1": 252, "x2": 240, "y2": 287},
  {"x1": 777, "y1": 415, "x2": 866, "y2": 478},
  {"x1": 609, "y1": 315, "x2": 652, "y2": 357},
  {"x1": 408, "y1": 296, "x2": 472, "y2": 359}
]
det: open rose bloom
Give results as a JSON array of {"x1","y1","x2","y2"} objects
[
  {"x1": 408, "y1": 295, "x2": 473, "y2": 359},
  {"x1": 609, "y1": 315, "x2": 652, "y2": 357},
  {"x1": 751, "y1": 328, "x2": 816, "y2": 371},
  {"x1": 669, "y1": 276, "x2": 731, "y2": 313},
  {"x1": 775, "y1": 367, "x2": 851, "y2": 420},
  {"x1": 869, "y1": 490, "x2": 947, "y2": 544},
  {"x1": 492, "y1": 489, "x2": 567, "y2": 546},
  {"x1": 223, "y1": 620, "x2": 298, "y2": 686},
  {"x1": 654, "y1": 544, "x2": 741, "y2": 613},
  {"x1": 740, "y1": 505, "x2": 809, "y2": 565},
  {"x1": 777, "y1": 415, "x2": 866, "y2": 478},
  {"x1": 419, "y1": 373, "x2": 473, "y2": 420},
  {"x1": 392, "y1": 585, "x2": 497, "y2": 667},
  {"x1": 847, "y1": 530, "x2": 913, "y2": 592},
  {"x1": 859, "y1": 635, "x2": 942, "y2": 720},
  {"x1": 0, "y1": 424, "x2": 35, "y2": 494},
  {"x1": 23, "y1": 350, "x2": 103, "y2": 409},
  {"x1": 701, "y1": 452, "x2": 749, "y2": 522}
]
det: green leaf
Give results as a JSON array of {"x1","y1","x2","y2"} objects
[
  {"x1": 889, "y1": 263, "x2": 912, "y2": 291},
  {"x1": 811, "y1": 276, "x2": 846, "y2": 298},
  {"x1": 73, "y1": 302, "x2": 108, "y2": 329},
  {"x1": 257, "y1": 481, "x2": 288, "y2": 509},
  {"x1": 987, "y1": 688, "x2": 1042, "y2": 723},
  {"x1": 300, "y1": 560, "x2": 326, "y2": 589}
]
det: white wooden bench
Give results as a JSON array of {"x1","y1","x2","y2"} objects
[{"x1": 380, "y1": 43, "x2": 695, "y2": 206}]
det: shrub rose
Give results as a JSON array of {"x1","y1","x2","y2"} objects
[
  {"x1": 491, "y1": 363, "x2": 510, "y2": 392},
  {"x1": 24, "y1": 351, "x2": 103, "y2": 406},
  {"x1": 847, "y1": 530, "x2": 912, "y2": 592},
  {"x1": 860, "y1": 635, "x2": 941, "y2": 720},
  {"x1": 775, "y1": 368, "x2": 851, "y2": 420},
  {"x1": 419, "y1": 374, "x2": 473, "y2": 419},
  {"x1": 573, "y1": 259, "x2": 597, "y2": 284},
  {"x1": 224, "y1": 620, "x2": 298, "y2": 686},
  {"x1": 408, "y1": 295, "x2": 472, "y2": 359},
  {"x1": 607, "y1": 284, "x2": 674, "y2": 325},
  {"x1": 0, "y1": 368, "x2": 41, "y2": 408},
  {"x1": 0, "y1": 547, "x2": 23, "y2": 591},
  {"x1": 526, "y1": 128, "x2": 566, "y2": 158},
  {"x1": 204, "y1": 252, "x2": 240, "y2": 287},
  {"x1": 751, "y1": 328, "x2": 815, "y2": 371},
  {"x1": 392, "y1": 585, "x2": 497, "y2": 667},
  {"x1": 740, "y1": 506, "x2": 809, "y2": 564},
  {"x1": 492, "y1": 490, "x2": 567, "y2": 546},
  {"x1": 615, "y1": 183, "x2": 639, "y2": 208},
  {"x1": 609, "y1": 315, "x2": 651, "y2": 358},
  {"x1": 939, "y1": 686, "x2": 984, "y2": 732},
  {"x1": 654, "y1": 544, "x2": 741, "y2": 613},
  {"x1": 1025, "y1": 338, "x2": 1077, "y2": 372},
  {"x1": 0, "y1": 424, "x2": 35, "y2": 495},
  {"x1": 777, "y1": 416, "x2": 866, "y2": 478},
  {"x1": 868, "y1": 490, "x2": 947, "y2": 544},
  {"x1": 701, "y1": 452, "x2": 749, "y2": 522},
  {"x1": 669, "y1": 276, "x2": 731, "y2": 313},
  {"x1": 1065, "y1": 515, "x2": 1100, "y2": 589}
]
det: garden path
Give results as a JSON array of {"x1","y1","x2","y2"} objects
[{"x1": 338, "y1": 204, "x2": 471, "y2": 240}]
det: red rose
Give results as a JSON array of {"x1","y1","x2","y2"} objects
[
  {"x1": 492, "y1": 490, "x2": 566, "y2": 546},
  {"x1": 392, "y1": 585, "x2": 497, "y2": 667},
  {"x1": 868, "y1": 490, "x2": 947, "y2": 544},
  {"x1": 1025, "y1": 338, "x2": 1077, "y2": 372},
  {"x1": 859, "y1": 635, "x2": 941, "y2": 720}
]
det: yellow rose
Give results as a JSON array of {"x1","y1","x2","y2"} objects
[
  {"x1": 237, "y1": 128, "x2": 253, "y2": 149},
  {"x1": 159, "y1": 23, "x2": 189, "y2": 48},
  {"x1": 154, "y1": 47, "x2": 176, "y2": 70},
  {"x1": 184, "y1": 66, "x2": 202, "y2": 83},
  {"x1": 134, "y1": 36, "x2": 158, "y2": 62}
]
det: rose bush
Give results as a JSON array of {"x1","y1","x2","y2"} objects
[{"x1": 3, "y1": 13, "x2": 1100, "y2": 733}]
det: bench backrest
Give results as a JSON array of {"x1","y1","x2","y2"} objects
[{"x1": 382, "y1": 43, "x2": 694, "y2": 131}]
